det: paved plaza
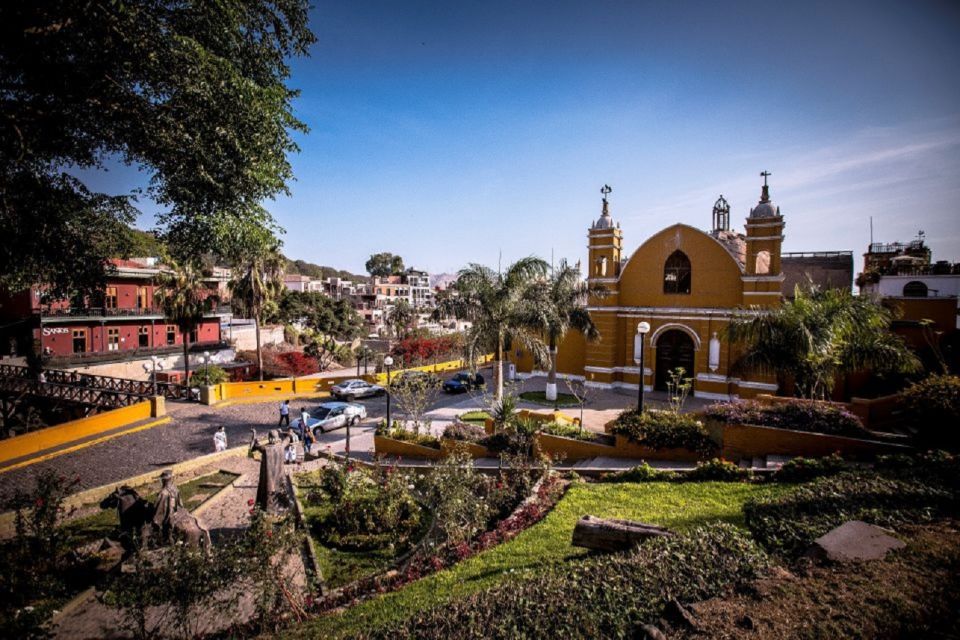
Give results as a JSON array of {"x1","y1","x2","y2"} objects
[{"x1": 0, "y1": 372, "x2": 708, "y2": 503}]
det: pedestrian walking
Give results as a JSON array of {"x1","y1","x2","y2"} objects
[
  {"x1": 300, "y1": 407, "x2": 314, "y2": 457},
  {"x1": 278, "y1": 400, "x2": 290, "y2": 428},
  {"x1": 284, "y1": 427, "x2": 299, "y2": 463},
  {"x1": 213, "y1": 426, "x2": 228, "y2": 452}
]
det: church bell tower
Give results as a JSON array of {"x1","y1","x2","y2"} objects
[{"x1": 587, "y1": 184, "x2": 623, "y2": 283}]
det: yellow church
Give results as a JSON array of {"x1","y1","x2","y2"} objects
[{"x1": 515, "y1": 175, "x2": 788, "y2": 401}]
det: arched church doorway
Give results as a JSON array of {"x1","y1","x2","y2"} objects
[{"x1": 654, "y1": 329, "x2": 695, "y2": 391}]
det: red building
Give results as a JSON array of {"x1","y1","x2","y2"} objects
[{"x1": 0, "y1": 258, "x2": 230, "y2": 363}]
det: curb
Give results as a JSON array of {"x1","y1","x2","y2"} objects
[{"x1": 0, "y1": 416, "x2": 172, "y2": 476}]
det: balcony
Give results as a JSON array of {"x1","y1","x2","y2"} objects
[{"x1": 37, "y1": 304, "x2": 233, "y2": 322}]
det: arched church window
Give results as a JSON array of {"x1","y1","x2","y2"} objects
[
  {"x1": 600, "y1": 257, "x2": 608, "y2": 277},
  {"x1": 903, "y1": 281, "x2": 928, "y2": 297},
  {"x1": 663, "y1": 250, "x2": 691, "y2": 294}
]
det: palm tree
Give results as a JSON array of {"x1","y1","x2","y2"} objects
[
  {"x1": 528, "y1": 259, "x2": 604, "y2": 401},
  {"x1": 440, "y1": 257, "x2": 551, "y2": 401},
  {"x1": 229, "y1": 243, "x2": 285, "y2": 381},
  {"x1": 727, "y1": 286, "x2": 921, "y2": 400},
  {"x1": 387, "y1": 299, "x2": 415, "y2": 339},
  {"x1": 155, "y1": 259, "x2": 217, "y2": 384}
]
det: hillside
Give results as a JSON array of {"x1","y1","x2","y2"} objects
[{"x1": 284, "y1": 257, "x2": 369, "y2": 282}]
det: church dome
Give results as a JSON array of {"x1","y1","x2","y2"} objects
[{"x1": 749, "y1": 172, "x2": 781, "y2": 219}]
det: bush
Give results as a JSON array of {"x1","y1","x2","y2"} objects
[
  {"x1": 611, "y1": 409, "x2": 718, "y2": 455},
  {"x1": 704, "y1": 399, "x2": 867, "y2": 438},
  {"x1": 743, "y1": 471, "x2": 956, "y2": 557},
  {"x1": 771, "y1": 453, "x2": 852, "y2": 483},
  {"x1": 902, "y1": 375, "x2": 960, "y2": 450},
  {"x1": 602, "y1": 462, "x2": 677, "y2": 483},
  {"x1": 686, "y1": 458, "x2": 750, "y2": 482},
  {"x1": 442, "y1": 422, "x2": 486, "y2": 442},
  {"x1": 361, "y1": 523, "x2": 769, "y2": 639},
  {"x1": 538, "y1": 421, "x2": 597, "y2": 441},
  {"x1": 378, "y1": 421, "x2": 441, "y2": 449},
  {"x1": 190, "y1": 364, "x2": 229, "y2": 386}
]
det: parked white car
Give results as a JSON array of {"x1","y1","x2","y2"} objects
[
  {"x1": 293, "y1": 401, "x2": 367, "y2": 436},
  {"x1": 330, "y1": 379, "x2": 385, "y2": 400}
]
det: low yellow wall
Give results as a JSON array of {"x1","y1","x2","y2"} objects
[
  {"x1": 440, "y1": 438, "x2": 492, "y2": 458},
  {"x1": 215, "y1": 355, "x2": 494, "y2": 404},
  {"x1": 373, "y1": 434, "x2": 444, "y2": 460},
  {"x1": 0, "y1": 401, "x2": 155, "y2": 466}
]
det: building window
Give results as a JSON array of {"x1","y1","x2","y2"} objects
[
  {"x1": 139, "y1": 326, "x2": 150, "y2": 348},
  {"x1": 105, "y1": 287, "x2": 118, "y2": 309},
  {"x1": 189, "y1": 328, "x2": 198, "y2": 344},
  {"x1": 754, "y1": 250, "x2": 771, "y2": 275},
  {"x1": 107, "y1": 328, "x2": 120, "y2": 351},
  {"x1": 72, "y1": 329, "x2": 87, "y2": 354},
  {"x1": 166, "y1": 325, "x2": 176, "y2": 345},
  {"x1": 663, "y1": 250, "x2": 692, "y2": 294},
  {"x1": 903, "y1": 281, "x2": 928, "y2": 297},
  {"x1": 137, "y1": 287, "x2": 149, "y2": 309}
]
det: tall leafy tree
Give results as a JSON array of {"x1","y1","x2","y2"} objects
[
  {"x1": 727, "y1": 286, "x2": 922, "y2": 399},
  {"x1": 440, "y1": 258, "x2": 550, "y2": 401},
  {"x1": 227, "y1": 227, "x2": 285, "y2": 382},
  {"x1": 365, "y1": 253, "x2": 404, "y2": 277},
  {"x1": 0, "y1": 1, "x2": 314, "y2": 295},
  {"x1": 154, "y1": 259, "x2": 216, "y2": 383},
  {"x1": 528, "y1": 260, "x2": 603, "y2": 401},
  {"x1": 273, "y1": 291, "x2": 363, "y2": 340}
]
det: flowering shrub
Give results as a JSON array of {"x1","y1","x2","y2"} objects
[
  {"x1": 703, "y1": 399, "x2": 867, "y2": 437},
  {"x1": 380, "y1": 422, "x2": 442, "y2": 449},
  {"x1": 902, "y1": 374, "x2": 960, "y2": 450},
  {"x1": 611, "y1": 409, "x2": 718, "y2": 455},
  {"x1": 390, "y1": 334, "x2": 462, "y2": 367},
  {"x1": 238, "y1": 348, "x2": 319, "y2": 378},
  {"x1": 442, "y1": 422, "x2": 487, "y2": 442}
]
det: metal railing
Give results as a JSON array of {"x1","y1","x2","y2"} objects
[
  {"x1": 0, "y1": 364, "x2": 192, "y2": 408},
  {"x1": 36, "y1": 304, "x2": 233, "y2": 319}
]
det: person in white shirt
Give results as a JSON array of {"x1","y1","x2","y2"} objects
[
  {"x1": 278, "y1": 400, "x2": 290, "y2": 427},
  {"x1": 213, "y1": 426, "x2": 228, "y2": 452}
]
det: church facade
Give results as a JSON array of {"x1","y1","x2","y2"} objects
[{"x1": 515, "y1": 177, "x2": 788, "y2": 400}]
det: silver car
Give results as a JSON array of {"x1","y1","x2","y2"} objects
[
  {"x1": 293, "y1": 401, "x2": 367, "y2": 436},
  {"x1": 330, "y1": 378, "x2": 385, "y2": 400}
]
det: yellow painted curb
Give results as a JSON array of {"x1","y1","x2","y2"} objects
[
  {"x1": 213, "y1": 391, "x2": 331, "y2": 408},
  {"x1": 0, "y1": 417, "x2": 173, "y2": 475}
]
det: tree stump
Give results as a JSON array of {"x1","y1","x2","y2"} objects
[{"x1": 571, "y1": 515, "x2": 674, "y2": 552}]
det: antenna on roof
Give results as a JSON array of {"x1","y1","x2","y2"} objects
[{"x1": 869, "y1": 216, "x2": 873, "y2": 245}]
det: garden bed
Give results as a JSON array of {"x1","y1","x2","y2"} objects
[
  {"x1": 711, "y1": 421, "x2": 912, "y2": 461},
  {"x1": 373, "y1": 434, "x2": 444, "y2": 460},
  {"x1": 518, "y1": 391, "x2": 581, "y2": 407},
  {"x1": 289, "y1": 480, "x2": 788, "y2": 639}
]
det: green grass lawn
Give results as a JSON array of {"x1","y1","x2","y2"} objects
[
  {"x1": 287, "y1": 480, "x2": 791, "y2": 639},
  {"x1": 519, "y1": 390, "x2": 581, "y2": 407},
  {"x1": 61, "y1": 470, "x2": 239, "y2": 548},
  {"x1": 458, "y1": 410, "x2": 491, "y2": 424}
]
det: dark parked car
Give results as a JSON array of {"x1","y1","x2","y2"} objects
[{"x1": 442, "y1": 372, "x2": 485, "y2": 394}]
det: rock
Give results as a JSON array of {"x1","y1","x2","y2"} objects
[
  {"x1": 664, "y1": 598, "x2": 700, "y2": 630},
  {"x1": 737, "y1": 614, "x2": 755, "y2": 630},
  {"x1": 807, "y1": 520, "x2": 906, "y2": 562},
  {"x1": 637, "y1": 623, "x2": 668, "y2": 640}
]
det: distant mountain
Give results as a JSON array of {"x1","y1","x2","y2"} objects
[
  {"x1": 430, "y1": 272, "x2": 458, "y2": 290},
  {"x1": 284, "y1": 257, "x2": 369, "y2": 283}
]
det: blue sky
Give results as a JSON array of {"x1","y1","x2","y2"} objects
[{"x1": 111, "y1": 0, "x2": 960, "y2": 275}]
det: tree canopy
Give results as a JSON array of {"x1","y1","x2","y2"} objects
[
  {"x1": 0, "y1": 1, "x2": 315, "y2": 297},
  {"x1": 273, "y1": 290, "x2": 364, "y2": 341},
  {"x1": 365, "y1": 253, "x2": 405, "y2": 277},
  {"x1": 727, "y1": 286, "x2": 922, "y2": 399}
]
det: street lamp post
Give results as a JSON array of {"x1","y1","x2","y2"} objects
[
  {"x1": 383, "y1": 355, "x2": 394, "y2": 431},
  {"x1": 203, "y1": 351, "x2": 210, "y2": 383},
  {"x1": 150, "y1": 355, "x2": 160, "y2": 396},
  {"x1": 633, "y1": 322, "x2": 651, "y2": 413}
]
